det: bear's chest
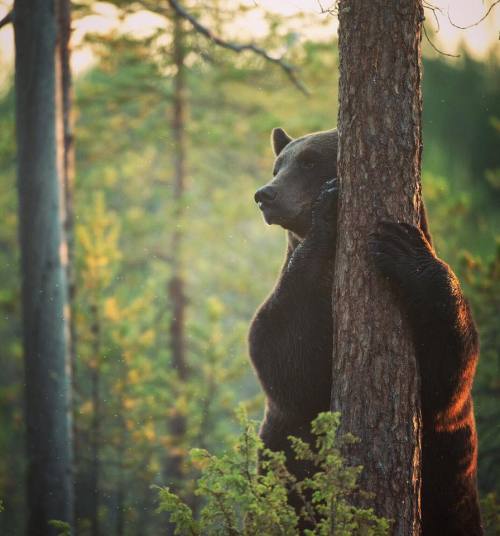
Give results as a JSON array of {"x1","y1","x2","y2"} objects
[{"x1": 248, "y1": 291, "x2": 333, "y2": 415}]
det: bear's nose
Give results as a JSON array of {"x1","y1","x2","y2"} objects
[{"x1": 254, "y1": 186, "x2": 277, "y2": 204}]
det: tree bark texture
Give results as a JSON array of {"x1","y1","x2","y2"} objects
[
  {"x1": 331, "y1": 2, "x2": 424, "y2": 534},
  {"x1": 14, "y1": 0, "x2": 74, "y2": 534}
]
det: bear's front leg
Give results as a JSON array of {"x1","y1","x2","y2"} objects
[
  {"x1": 368, "y1": 221, "x2": 478, "y2": 415},
  {"x1": 285, "y1": 178, "x2": 339, "y2": 276},
  {"x1": 303, "y1": 178, "x2": 339, "y2": 256},
  {"x1": 369, "y1": 221, "x2": 482, "y2": 536},
  {"x1": 249, "y1": 179, "x2": 338, "y2": 418}
]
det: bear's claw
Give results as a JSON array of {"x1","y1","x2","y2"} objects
[
  {"x1": 369, "y1": 221, "x2": 435, "y2": 286},
  {"x1": 311, "y1": 178, "x2": 339, "y2": 228}
]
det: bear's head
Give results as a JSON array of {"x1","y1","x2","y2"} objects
[{"x1": 254, "y1": 127, "x2": 338, "y2": 238}]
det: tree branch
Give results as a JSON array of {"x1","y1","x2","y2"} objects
[
  {"x1": 316, "y1": 0, "x2": 339, "y2": 16},
  {"x1": 448, "y1": 0, "x2": 500, "y2": 30},
  {"x1": 423, "y1": 1, "x2": 442, "y2": 32},
  {"x1": 423, "y1": 24, "x2": 460, "y2": 58},
  {"x1": 166, "y1": 0, "x2": 309, "y2": 95},
  {"x1": 0, "y1": 10, "x2": 13, "y2": 30}
]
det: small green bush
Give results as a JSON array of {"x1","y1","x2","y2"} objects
[{"x1": 156, "y1": 410, "x2": 389, "y2": 535}]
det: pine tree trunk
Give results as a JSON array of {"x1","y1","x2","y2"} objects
[
  {"x1": 116, "y1": 354, "x2": 128, "y2": 536},
  {"x1": 57, "y1": 0, "x2": 78, "y2": 452},
  {"x1": 58, "y1": 0, "x2": 76, "y2": 370},
  {"x1": 14, "y1": 0, "x2": 74, "y2": 533},
  {"x1": 168, "y1": 11, "x2": 188, "y2": 386},
  {"x1": 89, "y1": 303, "x2": 102, "y2": 536},
  {"x1": 331, "y1": 2, "x2": 424, "y2": 534},
  {"x1": 115, "y1": 419, "x2": 126, "y2": 536},
  {"x1": 165, "y1": 12, "x2": 189, "y2": 534},
  {"x1": 57, "y1": 1, "x2": 80, "y2": 522}
]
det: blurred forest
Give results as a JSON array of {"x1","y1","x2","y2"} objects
[{"x1": 0, "y1": 2, "x2": 499, "y2": 534}]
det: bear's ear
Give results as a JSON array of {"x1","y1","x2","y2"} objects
[{"x1": 271, "y1": 127, "x2": 293, "y2": 156}]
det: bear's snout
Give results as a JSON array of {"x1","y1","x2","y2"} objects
[{"x1": 254, "y1": 185, "x2": 277, "y2": 206}]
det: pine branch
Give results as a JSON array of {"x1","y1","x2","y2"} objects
[{"x1": 166, "y1": 0, "x2": 309, "y2": 95}]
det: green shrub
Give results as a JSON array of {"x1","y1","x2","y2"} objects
[{"x1": 156, "y1": 410, "x2": 389, "y2": 535}]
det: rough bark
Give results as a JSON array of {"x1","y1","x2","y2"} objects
[
  {"x1": 331, "y1": 1, "x2": 424, "y2": 534},
  {"x1": 14, "y1": 0, "x2": 74, "y2": 533}
]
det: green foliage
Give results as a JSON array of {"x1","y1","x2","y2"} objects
[
  {"x1": 292, "y1": 413, "x2": 389, "y2": 536},
  {"x1": 157, "y1": 411, "x2": 389, "y2": 535},
  {"x1": 159, "y1": 407, "x2": 298, "y2": 535},
  {"x1": 422, "y1": 57, "x2": 500, "y2": 266},
  {"x1": 461, "y1": 242, "x2": 500, "y2": 494},
  {"x1": 0, "y1": 86, "x2": 25, "y2": 536},
  {"x1": 457, "y1": 83, "x2": 500, "y2": 490},
  {"x1": 48, "y1": 520, "x2": 71, "y2": 536},
  {"x1": 155, "y1": 486, "x2": 200, "y2": 536},
  {"x1": 481, "y1": 493, "x2": 500, "y2": 536},
  {"x1": 0, "y1": 3, "x2": 498, "y2": 533},
  {"x1": 76, "y1": 190, "x2": 122, "y2": 293}
]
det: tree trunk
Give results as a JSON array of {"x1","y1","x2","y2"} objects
[
  {"x1": 57, "y1": 0, "x2": 80, "y2": 521},
  {"x1": 165, "y1": 12, "x2": 189, "y2": 533},
  {"x1": 167, "y1": 10, "x2": 188, "y2": 464},
  {"x1": 169, "y1": 11, "x2": 188, "y2": 386},
  {"x1": 57, "y1": 0, "x2": 78, "y2": 450},
  {"x1": 89, "y1": 303, "x2": 102, "y2": 536},
  {"x1": 14, "y1": 0, "x2": 74, "y2": 534},
  {"x1": 331, "y1": 1, "x2": 424, "y2": 534},
  {"x1": 116, "y1": 354, "x2": 128, "y2": 536},
  {"x1": 58, "y1": 0, "x2": 76, "y2": 370}
]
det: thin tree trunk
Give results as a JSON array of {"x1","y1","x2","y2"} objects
[
  {"x1": 164, "y1": 12, "x2": 189, "y2": 535},
  {"x1": 58, "y1": 0, "x2": 78, "y2": 448},
  {"x1": 14, "y1": 0, "x2": 74, "y2": 534},
  {"x1": 169, "y1": 11, "x2": 188, "y2": 385},
  {"x1": 89, "y1": 303, "x2": 102, "y2": 536},
  {"x1": 115, "y1": 476, "x2": 125, "y2": 536},
  {"x1": 331, "y1": 1, "x2": 424, "y2": 534},
  {"x1": 166, "y1": 9, "x2": 188, "y2": 482},
  {"x1": 58, "y1": 0, "x2": 76, "y2": 370},
  {"x1": 116, "y1": 356, "x2": 127, "y2": 536},
  {"x1": 57, "y1": 0, "x2": 80, "y2": 521}
]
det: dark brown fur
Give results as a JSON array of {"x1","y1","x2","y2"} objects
[{"x1": 249, "y1": 127, "x2": 482, "y2": 534}]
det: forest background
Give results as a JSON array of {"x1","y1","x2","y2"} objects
[{"x1": 0, "y1": 1, "x2": 499, "y2": 534}]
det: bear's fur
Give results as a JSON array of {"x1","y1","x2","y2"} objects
[{"x1": 248, "y1": 127, "x2": 482, "y2": 535}]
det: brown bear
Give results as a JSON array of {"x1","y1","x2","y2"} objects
[{"x1": 248, "y1": 127, "x2": 482, "y2": 535}]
